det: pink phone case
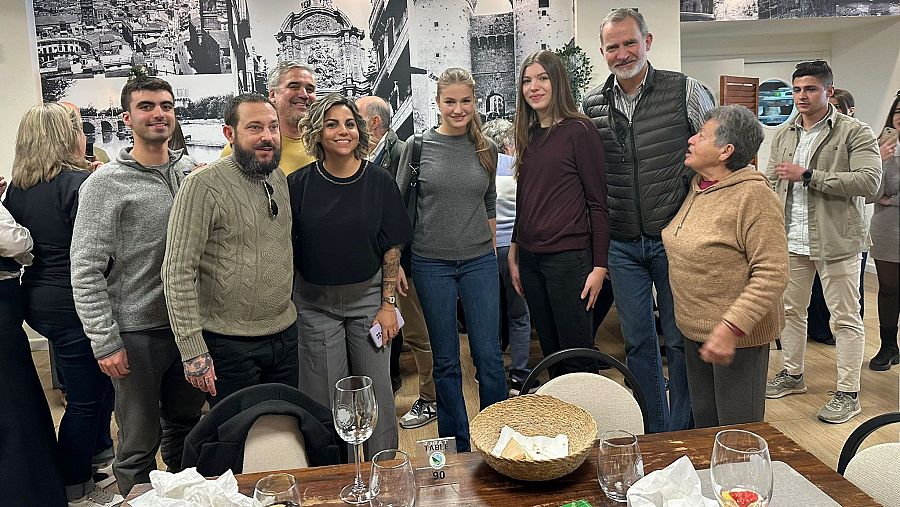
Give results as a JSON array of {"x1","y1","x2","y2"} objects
[{"x1": 369, "y1": 308, "x2": 405, "y2": 347}]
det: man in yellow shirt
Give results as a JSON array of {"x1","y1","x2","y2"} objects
[{"x1": 220, "y1": 61, "x2": 317, "y2": 175}]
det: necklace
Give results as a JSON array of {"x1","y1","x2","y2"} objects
[{"x1": 315, "y1": 160, "x2": 366, "y2": 185}]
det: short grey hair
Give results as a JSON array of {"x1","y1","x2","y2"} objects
[
  {"x1": 599, "y1": 8, "x2": 648, "y2": 44},
  {"x1": 482, "y1": 118, "x2": 514, "y2": 150},
  {"x1": 268, "y1": 60, "x2": 315, "y2": 90},
  {"x1": 704, "y1": 105, "x2": 764, "y2": 170},
  {"x1": 360, "y1": 96, "x2": 392, "y2": 128}
]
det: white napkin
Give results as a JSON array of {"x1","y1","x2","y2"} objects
[
  {"x1": 626, "y1": 456, "x2": 718, "y2": 507},
  {"x1": 490, "y1": 425, "x2": 569, "y2": 461},
  {"x1": 129, "y1": 468, "x2": 255, "y2": 507}
]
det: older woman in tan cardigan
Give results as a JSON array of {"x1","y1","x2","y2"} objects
[{"x1": 662, "y1": 105, "x2": 789, "y2": 428}]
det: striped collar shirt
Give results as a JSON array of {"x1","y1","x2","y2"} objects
[
  {"x1": 612, "y1": 66, "x2": 715, "y2": 134},
  {"x1": 786, "y1": 103, "x2": 837, "y2": 255}
]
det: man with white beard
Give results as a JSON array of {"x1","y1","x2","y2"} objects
[{"x1": 582, "y1": 8, "x2": 714, "y2": 433}]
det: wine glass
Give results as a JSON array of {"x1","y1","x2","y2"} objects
[
  {"x1": 597, "y1": 430, "x2": 644, "y2": 503},
  {"x1": 253, "y1": 473, "x2": 302, "y2": 507},
  {"x1": 334, "y1": 375, "x2": 378, "y2": 505},
  {"x1": 710, "y1": 430, "x2": 773, "y2": 507},
  {"x1": 369, "y1": 449, "x2": 416, "y2": 507}
]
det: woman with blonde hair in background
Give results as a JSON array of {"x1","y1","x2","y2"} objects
[
  {"x1": 4, "y1": 103, "x2": 121, "y2": 507},
  {"x1": 396, "y1": 68, "x2": 506, "y2": 452}
]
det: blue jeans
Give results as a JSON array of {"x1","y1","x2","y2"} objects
[
  {"x1": 412, "y1": 252, "x2": 507, "y2": 451},
  {"x1": 608, "y1": 237, "x2": 692, "y2": 433},
  {"x1": 497, "y1": 246, "x2": 532, "y2": 383},
  {"x1": 29, "y1": 321, "x2": 115, "y2": 499}
]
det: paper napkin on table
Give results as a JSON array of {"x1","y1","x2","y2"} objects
[
  {"x1": 129, "y1": 467, "x2": 254, "y2": 507},
  {"x1": 626, "y1": 456, "x2": 718, "y2": 507},
  {"x1": 490, "y1": 425, "x2": 569, "y2": 461}
]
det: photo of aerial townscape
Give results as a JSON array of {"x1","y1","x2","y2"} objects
[
  {"x1": 37, "y1": 0, "x2": 897, "y2": 163},
  {"x1": 35, "y1": 0, "x2": 584, "y2": 163}
]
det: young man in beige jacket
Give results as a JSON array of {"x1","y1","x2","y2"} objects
[{"x1": 764, "y1": 60, "x2": 882, "y2": 424}]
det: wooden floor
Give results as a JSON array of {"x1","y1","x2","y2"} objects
[{"x1": 34, "y1": 272, "x2": 899, "y2": 484}]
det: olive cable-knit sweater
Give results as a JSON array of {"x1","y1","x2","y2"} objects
[
  {"x1": 662, "y1": 167, "x2": 789, "y2": 348},
  {"x1": 162, "y1": 155, "x2": 296, "y2": 361}
]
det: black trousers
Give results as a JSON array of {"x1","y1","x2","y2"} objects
[
  {"x1": 202, "y1": 321, "x2": 300, "y2": 407},
  {"x1": 518, "y1": 249, "x2": 598, "y2": 377},
  {"x1": 0, "y1": 278, "x2": 66, "y2": 506}
]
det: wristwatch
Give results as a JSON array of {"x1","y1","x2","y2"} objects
[
  {"x1": 802, "y1": 169, "x2": 813, "y2": 187},
  {"x1": 382, "y1": 295, "x2": 396, "y2": 305}
]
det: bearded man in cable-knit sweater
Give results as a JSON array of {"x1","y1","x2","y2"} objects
[{"x1": 162, "y1": 94, "x2": 298, "y2": 406}]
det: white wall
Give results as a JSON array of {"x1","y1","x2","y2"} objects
[
  {"x1": 830, "y1": 17, "x2": 900, "y2": 133},
  {"x1": 681, "y1": 57, "x2": 744, "y2": 103},
  {"x1": 575, "y1": 1, "x2": 681, "y2": 93},
  {"x1": 0, "y1": 0, "x2": 40, "y2": 183}
]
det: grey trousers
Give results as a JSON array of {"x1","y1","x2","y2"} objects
[
  {"x1": 684, "y1": 338, "x2": 770, "y2": 429},
  {"x1": 111, "y1": 329, "x2": 205, "y2": 495},
  {"x1": 294, "y1": 270, "x2": 399, "y2": 459}
]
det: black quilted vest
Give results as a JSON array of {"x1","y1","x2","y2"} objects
[{"x1": 583, "y1": 65, "x2": 694, "y2": 241}]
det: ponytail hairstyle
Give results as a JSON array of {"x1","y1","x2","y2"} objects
[
  {"x1": 436, "y1": 68, "x2": 496, "y2": 174},
  {"x1": 513, "y1": 50, "x2": 588, "y2": 176}
]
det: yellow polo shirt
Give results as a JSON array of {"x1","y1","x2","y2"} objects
[{"x1": 219, "y1": 136, "x2": 315, "y2": 176}]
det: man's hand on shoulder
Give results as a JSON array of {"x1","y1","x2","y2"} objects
[{"x1": 183, "y1": 352, "x2": 217, "y2": 397}]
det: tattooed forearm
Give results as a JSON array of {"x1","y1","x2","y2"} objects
[
  {"x1": 183, "y1": 353, "x2": 212, "y2": 377},
  {"x1": 382, "y1": 246, "x2": 401, "y2": 299}
]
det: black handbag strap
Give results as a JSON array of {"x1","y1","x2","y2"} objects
[{"x1": 404, "y1": 133, "x2": 424, "y2": 226}]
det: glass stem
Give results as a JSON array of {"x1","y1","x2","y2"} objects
[{"x1": 352, "y1": 442, "x2": 364, "y2": 491}]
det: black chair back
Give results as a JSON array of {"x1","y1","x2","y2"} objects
[{"x1": 837, "y1": 411, "x2": 900, "y2": 475}]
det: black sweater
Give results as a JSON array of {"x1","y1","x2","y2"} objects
[{"x1": 4, "y1": 169, "x2": 90, "y2": 325}]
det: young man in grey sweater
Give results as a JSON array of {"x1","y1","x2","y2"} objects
[{"x1": 71, "y1": 77, "x2": 205, "y2": 496}]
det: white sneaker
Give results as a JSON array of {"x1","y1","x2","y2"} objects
[{"x1": 68, "y1": 485, "x2": 123, "y2": 507}]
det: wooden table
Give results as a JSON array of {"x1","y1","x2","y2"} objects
[{"x1": 126, "y1": 422, "x2": 877, "y2": 506}]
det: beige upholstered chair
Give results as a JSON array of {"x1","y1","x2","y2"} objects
[
  {"x1": 536, "y1": 372, "x2": 644, "y2": 437},
  {"x1": 843, "y1": 442, "x2": 900, "y2": 506},
  {"x1": 838, "y1": 412, "x2": 900, "y2": 507},
  {"x1": 519, "y1": 348, "x2": 649, "y2": 436},
  {"x1": 242, "y1": 415, "x2": 309, "y2": 473}
]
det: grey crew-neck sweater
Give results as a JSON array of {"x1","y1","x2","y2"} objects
[
  {"x1": 396, "y1": 128, "x2": 497, "y2": 261},
  {"x1": 162, "y1": 155, "x2": 296, "y2": 361},
  {"x1": 71, "y1": 147, "x2": 194, "y2": 359}
]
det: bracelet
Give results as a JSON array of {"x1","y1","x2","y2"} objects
[{"x1": 379, "y1": 305, "x2": 393, "y2": 312}]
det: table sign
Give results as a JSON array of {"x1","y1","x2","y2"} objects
[{"x1": 415, "y1": 436, "x2": 460, "y2": 496}]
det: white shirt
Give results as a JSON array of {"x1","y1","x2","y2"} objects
[
  {"x1": 786, "y1": 104, "x2": 836, "y2": 255},
  {"x1": 0, "y1": 201, "x2": 33, "y2": 280}
]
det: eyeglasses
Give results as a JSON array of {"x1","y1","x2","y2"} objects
[{"x1": 263, "y1": 181, "x2": 279, "y2": 218}]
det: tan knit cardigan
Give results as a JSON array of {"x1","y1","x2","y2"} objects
[{"x1": 661, "y1": 167, "x2": 789, "y2": 348}]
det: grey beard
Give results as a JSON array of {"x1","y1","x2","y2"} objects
[{"x1": 233, "y1": 144, "x2": 281, "y2": 178}]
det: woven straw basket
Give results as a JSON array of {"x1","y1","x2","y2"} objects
[{"x1": 470, "y1": 394, "x2": 598, "y2": 481}]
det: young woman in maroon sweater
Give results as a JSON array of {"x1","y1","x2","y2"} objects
[{"x1": 508, "y1": 50, "x2": 610, "y2": 377}]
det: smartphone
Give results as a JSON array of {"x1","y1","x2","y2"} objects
[
  {"x1": 369, "y1": 308, "x2": 405, "y2": 347},
  {"x1": 880, "y1": 126, "x2": 899, "y2": 145}
]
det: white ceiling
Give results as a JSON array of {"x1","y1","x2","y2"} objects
[{"x1": 680, "y1": 15, "x2": 898, "y2": 38}]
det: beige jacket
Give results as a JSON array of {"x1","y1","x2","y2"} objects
[{"x1": 765, "y1": 106, "x2": 882, "y2": 260}]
